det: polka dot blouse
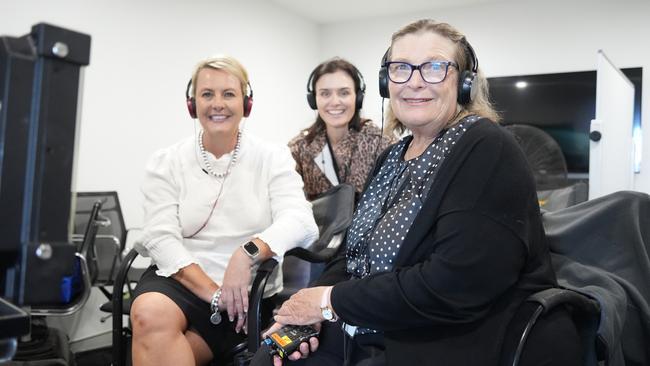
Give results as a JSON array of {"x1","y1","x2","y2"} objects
[
  {"x1": 343, "y1": 115, "x2": 480, "y2": 335},
  {"x1": 346, "y1": 115, "x2": 481, "y2": 278}
]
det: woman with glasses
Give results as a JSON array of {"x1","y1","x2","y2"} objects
[
  {"x1": 251, "y1": 19, "x2": 581, "y2": 366},
  {"x1": 289, "y1": 58, "x2": 394, "y2": 203}
]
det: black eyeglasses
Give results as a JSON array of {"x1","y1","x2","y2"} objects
[{"x1": 385, "y1": 61, "x2": 459, "y2": 84}]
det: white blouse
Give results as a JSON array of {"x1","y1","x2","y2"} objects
[{"x1": 135, "y1": 131, "x2": 319, "y2": 296}]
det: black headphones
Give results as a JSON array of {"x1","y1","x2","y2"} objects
[
  {"x1": 457, "y1": 39, "x2": 478, "y2": 105},
  {"x1": 306, "y1": 64, "x2": 366, "y2": 111},
  {"x1": 378, "y1": 49, "x2": 391, "y2": 99},
  {"x1": 378, "y1": 37, "x2": 479, "y2": 105},
  {"x1": 185, "y1": 78, "x2": 254, "y2": 119}
]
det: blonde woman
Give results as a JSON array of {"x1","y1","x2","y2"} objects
[{"x1": 130, "y1": 55, "x2": 318, "y2": 366}]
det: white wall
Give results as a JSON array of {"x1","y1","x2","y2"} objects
[
  {"x1": 319, "y1": 0, "x2": 650, "y2": 194},
  {"x1": 4, "y1": 0, "x2": 648, "y2": 227},
  {"x1": 1, "y1": 0, "x2": 320, "y2": 228}
]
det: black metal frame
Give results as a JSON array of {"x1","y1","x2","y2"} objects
[{"x1": 499, "y1": 288, "x2": 602, "y2": 366}]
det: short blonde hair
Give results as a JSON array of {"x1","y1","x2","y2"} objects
[
  {"x1": 189, "y1": 55, "x2": 250, "y2": 98},
  {"x1": 385, "y1": 19, "x2": 500, "y2": 136}
]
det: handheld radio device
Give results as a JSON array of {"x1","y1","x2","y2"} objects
[{"x1": 263, "y1": 325, "x2": 320, "y2": 359}]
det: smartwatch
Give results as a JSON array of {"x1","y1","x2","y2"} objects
[{"x1": 241, "y1": 241, "x2": 260, "y2": 260}]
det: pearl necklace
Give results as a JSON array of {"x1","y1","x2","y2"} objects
[{"x1": 198, "y1": 130, "x2": 241, "y2": 179}]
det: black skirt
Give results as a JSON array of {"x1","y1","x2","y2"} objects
[{"x1": 133, "y1": 266, "x2": 276, "y2": 363}]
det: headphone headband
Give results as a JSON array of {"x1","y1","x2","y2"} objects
[
  {"x1": 185, "y1": 79, "x2": 253, "y2": 99},
  {"x1": 462, "y1": 38, "x2": 478, "y2": 74},
  {"x1": 306, "y1": 62, "x2": 366, "y2": 110},
  {"x1": 306, "y1": 64, "x2": 367, "y2": 94},
  {"x1": 381, "y1": 48, "x2": 390, "y2": 66},
  {"x1": 185, "y1": 78, "x2": 254, "y2": 119}
]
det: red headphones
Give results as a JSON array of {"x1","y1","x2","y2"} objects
[{"x1": 185, "y1": 78, "x2": 254, "y2": 119}]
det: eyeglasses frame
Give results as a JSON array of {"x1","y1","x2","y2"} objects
[{"x1": 384, "y1": 60, "x2": 459, "y2": 84}]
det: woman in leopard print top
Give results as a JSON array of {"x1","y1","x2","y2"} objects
[{"x1": 289, "y1": 58, "x2": 395, "y2": 202}]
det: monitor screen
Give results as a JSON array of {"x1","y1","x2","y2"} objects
[{"x1": 488, "y1": 68, "x2": 642, "y2": 176}]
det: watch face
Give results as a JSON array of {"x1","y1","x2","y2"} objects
[
  {"x1": 321, "y1": 307, "x2": 333, "y2": 321},
  {"x1": 243, "y1": 241, "x2": 259, "y2": 257}
]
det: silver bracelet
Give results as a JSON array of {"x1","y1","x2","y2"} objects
[{"x1": 209, "y1": 288, "x2": 222, "y2": 325}]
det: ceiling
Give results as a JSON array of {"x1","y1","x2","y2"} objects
[{"x1": 268, "y1": 0, "x2": 499, "y2": 24}]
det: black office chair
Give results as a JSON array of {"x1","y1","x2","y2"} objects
[
  {"x1": 73, "y1": 191, "x2": 145, "y2": 328},
  {"x1": 109, "y1": 184, "x2": 356, "y2": 366},
  {"x1": 499, "y1": 288, "x2": 602, "y2": 366},
  {"x1": 239, "y1": 183, "x2": 356, "y2": 363},
  {"x1": 28, "y1": 200, "x2": 102, "y2": 316},
  {"x1": 544, "y1": 191, "x2": 650, "y2": 366},
  {"x1": 72, "y1": 191, "x2": 129, "y2": 299},
  {"x1": 501, "y1": 190, "x2": 650, "y2": 366},
  {"x1": 277, "y1": 183, "x2": 356, "y2": 302}
]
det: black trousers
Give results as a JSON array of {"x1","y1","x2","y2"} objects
[{"x1": 250, "y1": 306, "x2": 581, "y2": 366}]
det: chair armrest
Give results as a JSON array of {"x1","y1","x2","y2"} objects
[
  {"x1": 112, "y1": 248, "x2": 139, "y2": 366},
  {"x1": 502, "y1": 288, "x2": 601, "y2": 366},
  {"x1": 284, "y1": 247, "x2": 338, "y2": 264},
  {"x1": 527, "y1": 288, "x2": 600, "y2": 316},
  {"x1": 246, "y1": 258, "x2": 279, "y2": 352}
]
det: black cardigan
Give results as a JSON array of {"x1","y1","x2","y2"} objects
[{"x1": 316, "y1": 119, "x2": 557, "y2": 365}]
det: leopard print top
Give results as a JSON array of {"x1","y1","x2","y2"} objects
[{"x1": 288, "y1": 121, "x2": 395, "y2": 202}]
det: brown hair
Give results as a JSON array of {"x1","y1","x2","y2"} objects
[{"x1": 304, "y1": 57, "x2": 367, "y2": 143}]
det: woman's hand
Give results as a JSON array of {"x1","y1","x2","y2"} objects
[
  {"x1": 274, "y1": 286, "x2": 330, "y2": 325},
  {"x1": 220, "y1": 248, "x2": 253, "y2": 333},
  {"x1": 263, "y1": 322, "x2": 321, "y2": 365}
]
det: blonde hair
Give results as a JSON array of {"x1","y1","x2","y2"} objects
[
  {"x1": 189, "y1": 55, "x2": 250, "y2": 98},
  {"x1": 385, "y1": 19, "x2": 500, "y2": 136}
]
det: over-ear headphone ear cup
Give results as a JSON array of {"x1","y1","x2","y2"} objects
[
  {"x1": 355, "y1": 90, "x2": 365, "y2": 110},
  {"x1": 306, "y1": 92, "x2": 317, "y2": 110},
  {"x1": 457, "y1": 70, "x2": 475, "y2": 105},
  {"x1": 186, "y1": 97, "x2": 197, "y2": 119},
  {"x1": 185, "y1": 78, "x2": 197, "y2": 119},
  {"x1": 378, "y1": 66, "x2": 390, "y2": 98},
  {"x1": 243, "y1": 96, "x2": 253, "y2": 117}
]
